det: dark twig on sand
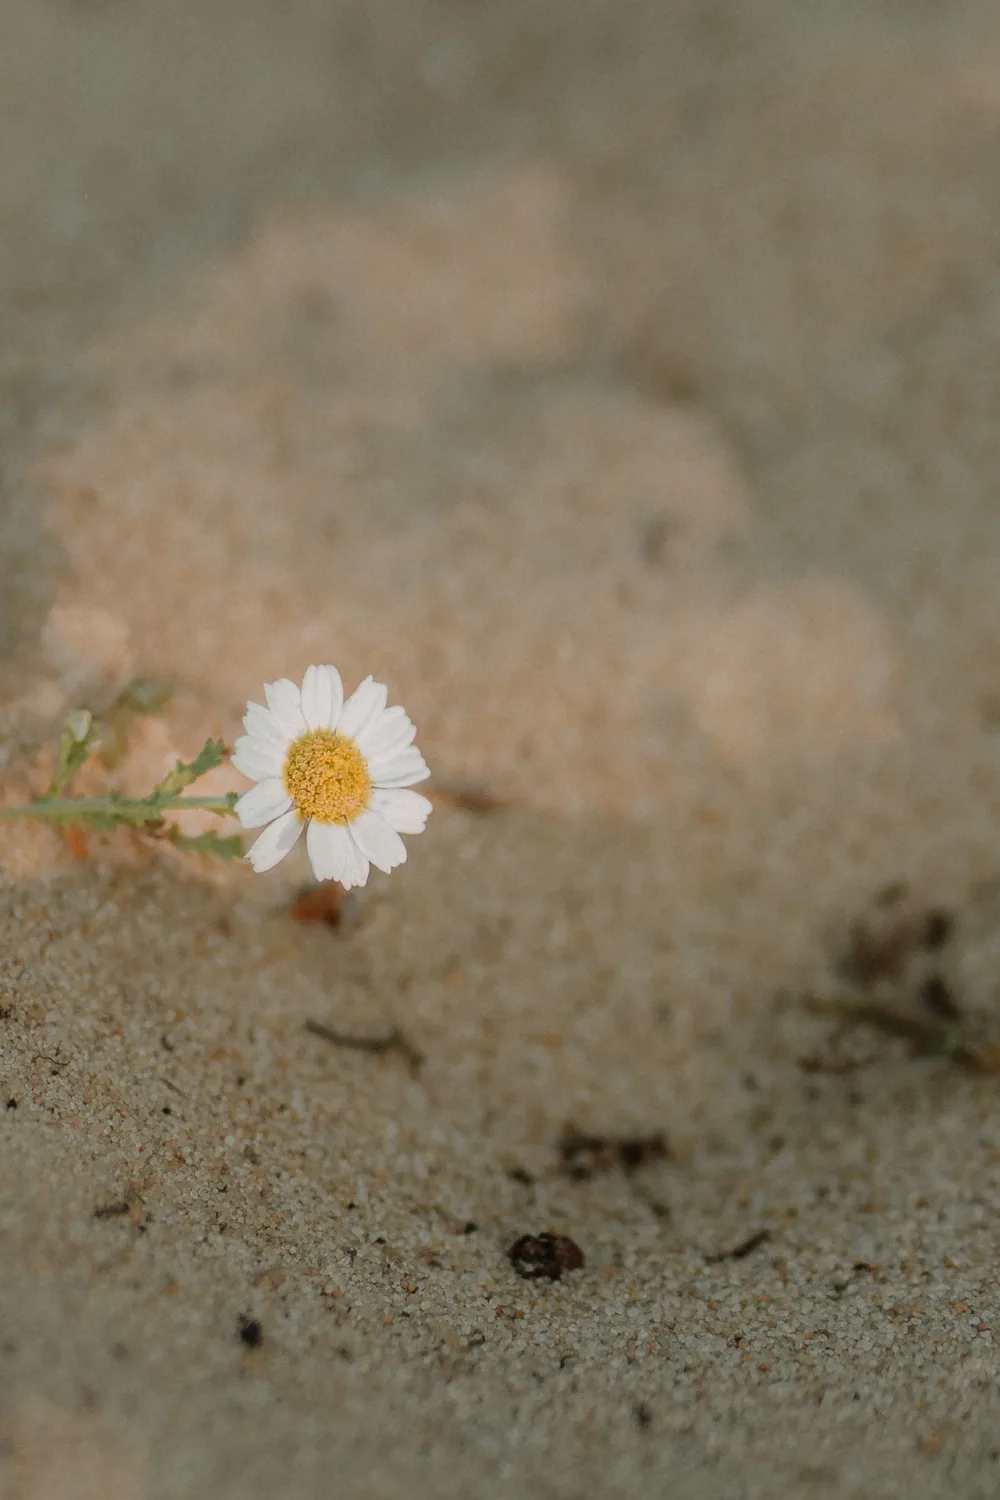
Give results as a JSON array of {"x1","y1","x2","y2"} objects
[
  {"x1": 706, "y1": 1228, "x2": 771, "y2": 1263},
  {"x1": 304, "y1": 1018, "x2": 425, "y2": 1075},
  {"x1": 801, "y1": 994, "x2": 1000, "y2": 1075}
]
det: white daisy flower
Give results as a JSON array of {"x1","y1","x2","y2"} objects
[{"x1": 232, "y1": 666, "x2": 432, "y2": 887}]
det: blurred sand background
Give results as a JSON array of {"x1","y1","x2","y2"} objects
[{"x1": 4, "y1": 1, "x2": 1000, "y2": 1496}]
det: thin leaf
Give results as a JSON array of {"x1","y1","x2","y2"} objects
[
  {"x1": 74, "y1": 796, "x2": 165, "y2": 831},
  {"x1": 165, "y1": 827, "x2": 245, "y2": 860},
  {"x1": 153, "y1": 739, "x2": 227, "y2": 798},
  {"x1": 48, "y1": 709, "x2": 97, "y2": 797}
]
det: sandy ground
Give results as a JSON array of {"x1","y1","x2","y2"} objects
[{"x1": 4, "y1": 2, "x2": 1000, "y2": 1496}]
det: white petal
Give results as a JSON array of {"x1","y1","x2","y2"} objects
[
  {"x1": 370, "y1": 788, "x2": 433, "y2": 835},
  {"x1": 305, "y1": 819, "x2": 352, "y2": 882},
  {"x1": 348, "y1": 808, "x2": 407, "y2": 874},
  {"x1": 301, "y1": 664, "x2": 344, "y2": 732},
  {"x1": 264, "y1": 678, "x2": 307, "y2": 738},
  {"x1": 247, "y1": 809, "x2": 303, "y2": 872},
  {"x1": 235, "y1": 777, "x2": 292, "y2": 829},
  {"x1": 231, "y1": 734, "x2": 285, "y2": 782},
  {"x1": 373, "y1": 765, "x2": 431, "y2": 788},
  {"x1": 369, "y1": 747, "x2": 430, "y2": 787},
  {"x1": 342, "y1": 836, "x2": 370, "y2": 889},
  {"x1": 356, "y1": 705, "x2": 417, "y2": 759},
  {"x1": 243, "y1": 701, "x2": 290, "y2": 745},
  {"x1": 337, "y1": 676, "x2": 388, "y2": 740}
]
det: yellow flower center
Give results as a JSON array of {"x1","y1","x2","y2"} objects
[{"x1": 283, "y1": 730, "x2": 371, "y2": 824}]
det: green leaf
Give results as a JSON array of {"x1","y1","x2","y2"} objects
[
  {"x1": 78, "y1": 795, "x2": 165, "y2": 831},
  {"x1": 152, "y1": 739, "x2": 227, "y2": 798},
  {"x1": 48, "y1": 709, "x2": 98, "y2": 796},
  {"x1": 165, "y1": 827, "x2": 245, "y2": 860}
]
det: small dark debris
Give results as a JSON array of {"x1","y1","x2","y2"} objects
[
  {"x1": 508, "y1": 1232, "x2": 585, "y2": 1281},
  {"x1": 839, "y1": 894, "x2": 955, "y2": 988},
  {"x1": 558, "y1": 1128, "x2": 669, "y2": 1180},
  {"x1": 290, "y1": 884, "x2": 344, "y2": 928},
  {"x1": 238, "y1": 1316, "x2": 263, "y2": 1349},
  {"x1": 94, "y1": 1200, "x2": 131, "y2": 1220},
  {"x1": 706, "y1": 1228, "x2": 770, "y2": 1263},
  {"x1": 304, "y1": 1018, "x2": 424, "y2": 1075},
  {"x1": 633, "y1": 1402, "x2": 653, "y2": 1429},
  {"x1": 0, "y1": 1006, "x2": 12, "y2": 1021},
  {"x1": 921, "y1": 910, "x2": 955, "y2": 950},
  {"x1": 840, "y1": 917, "x2": 914, "y2": 987},
  {"x1": 462, "y1": 1221, "x2": 479, "y2": 1235},
  {"x1": 160, "y1": 1034, "x2": 175, "y2": 1052},
  {"x1": 5, "y1": 1098, "x2": 16, "y2": 1110},
  {"x1": 162, "y1": 1106, "x2": 172, "y2": 1115},
  {"x1": 920, "y1": 974, "x2": 961, "y2": 1021},
  {"x1": 505, "y1": 1165, "x2": 535, "y2": 1186}
]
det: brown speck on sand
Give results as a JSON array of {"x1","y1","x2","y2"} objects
[
  {"x1": 238, "y1": 1317, "x2": 263, "y2": 1349},
  {"x1": 837, "y1": 892, "x2": 956, "y2": 990},
  {"x1": 921, "y1": 911, "x2": 955, "y2": 951},
  {"x1": 508, "y1": 1233, "x2": 585, "y2": 1281},
  {"x1": 504, "y1": 1166, "x2": 535, "y2": 1187},
  {"x1": 919, "y1": 974, "x2": 961, "y2": 1021}
]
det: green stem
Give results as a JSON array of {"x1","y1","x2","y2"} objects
[{"x1": 0, "y1": 795, "x2": 236, "y2": 825}]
